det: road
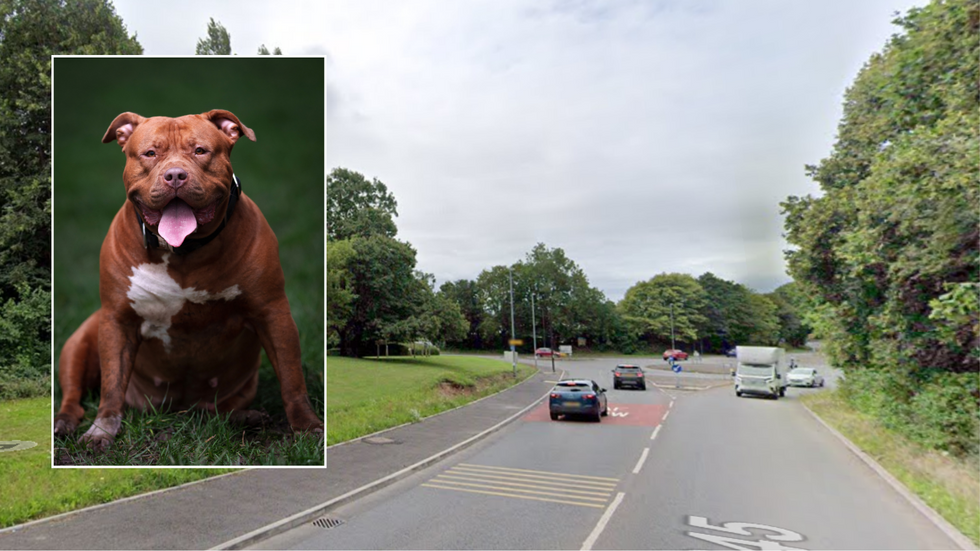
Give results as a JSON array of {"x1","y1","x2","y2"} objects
[{"x1": 254, "y1": 356, "x2": 960, "y2": 550}]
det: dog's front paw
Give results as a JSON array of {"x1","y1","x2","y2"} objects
[
  {"x1": 54, "y1": 414, "x2": 79, "y2": 436},
  {"x1": 79, "y1": 415, "x2": 122, "y2": 451}
]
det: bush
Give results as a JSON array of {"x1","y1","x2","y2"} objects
[{"x1": 840, "y1": 367, "x2": 979, "y2": 458}]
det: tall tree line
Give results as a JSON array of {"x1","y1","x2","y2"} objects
[
  {"x1": 782, "y1": 0, "x2": 978, "y2": 457},
  {"x1": 0, "y1": 0, "x2": 141, "y2": 398}
]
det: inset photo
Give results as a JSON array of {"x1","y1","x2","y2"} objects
[{"x1": 52, "y1": 56, "x2": 324, "y2": 467}]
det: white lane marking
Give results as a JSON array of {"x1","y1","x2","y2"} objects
[
  {"x1": 662, "y1": 410, "x2": 671, "y2": 422},
  {"x1": 650, "y1": 425, "x2": 661, "y2": 441},
  {"x1": 609, "y1": 407, "x2": 629, "y2": 418},
  {"x1": 631, "y1": 447, "x2": 650, "y2": 474},
  {"x1": 580, "y1": 491, "x2": 626, "y2": 551},
  {"x1": 669, "y1": 400, "x2": 674, "y2": 409}
]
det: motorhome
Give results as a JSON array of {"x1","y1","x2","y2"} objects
[{"x1": 734, "y1": 346, "x2": 789, "y2": 399}]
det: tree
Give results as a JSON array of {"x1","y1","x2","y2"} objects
[
  {"x1": 0, "y1": 0, "x2": 141, "y2": 395},
  {"x1": 258, "y1": 44, "x2": 283, "y2": 55},
  {"x1": 326, "y1": 238, "x2": 355, "y2": 348},
  {"x1": 335, "y1": 235, "x2": 423, "y2": 357},
  {"x1": 766, "y1": 282, "x2": 811, "y2": 348},
  {"x1": 782, "y1": 0, "x2": 978, "y2": 456},
  {"x1": 440, "y1": 279, "x2": 484, "y2": 349},
  {"x1": 618, "y1": 273, "x2": 706, "y2": 348},
  {"x1": 326, "y1": 168, "x2": 398, "y2": 241},
  {"x1": 196, "y1": 17, "x2": 231, "y2": 55}
]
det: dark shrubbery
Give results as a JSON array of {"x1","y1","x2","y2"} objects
[{"x1": 840, "y1": 368, "x2": 979, "y2": 458}]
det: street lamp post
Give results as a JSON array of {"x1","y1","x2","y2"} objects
[
  {"x1": 509, "y1": 267, "x2": 516, "y2": 377},
  {"x1": 531, "y1": 293, "x2": 538, "y2": 371},
  {"x1": 670, "y1": 302, "x2": 676, "y2": 351}
]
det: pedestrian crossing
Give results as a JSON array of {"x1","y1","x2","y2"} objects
[{"x1": 421, "y1": 463, "x2": 619, "y2": 508}]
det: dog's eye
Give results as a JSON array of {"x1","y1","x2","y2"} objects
[
  {"x1": 195, "y1": 147, "x2": 207, "y2": 155},
  {"x1": 144, "y1": 151, "x2": 155, "y2": 158}
]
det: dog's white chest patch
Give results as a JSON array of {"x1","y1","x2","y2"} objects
[{"x1": 127, "y1": 254, "x2": 241, "y2": 352}]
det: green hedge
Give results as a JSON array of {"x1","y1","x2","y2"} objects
[{"x1": 840, "y1": 368, "x2": 979, "y2": 458}]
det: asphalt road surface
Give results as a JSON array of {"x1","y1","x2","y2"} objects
[{"x1": 254, "y1": 357, "x2": 959, "y2": 550}]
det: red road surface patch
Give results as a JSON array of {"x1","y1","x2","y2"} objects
[{"x1": 524, "y1": 402, "x2": 668, "y2": 426}]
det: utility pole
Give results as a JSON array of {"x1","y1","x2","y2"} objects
[
  {"x1": 509, "y1": 267, "x2": 516, "y2": 377},
  {"x1": 531, "y1": 293, "x2": 538, "y2": 371},
  {"x1": 670, "y1": 302, "x2": 676, "y2": 351}
]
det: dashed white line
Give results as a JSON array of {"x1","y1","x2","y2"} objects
[
  {"x1": 662, "y1": 410, "x2": 671, "y2": 422},
  {"x1": 650, "y1": 425, "x2": 662, "y2": 441},
  {"x1": 580, "y1": 491, "x2": 626, "y2": 551},
  {"x1": 669, "y1": 400, "x2": 674, "y2": 409},
  {"x1": 632, "y1": 447, "x2": 650, "y2": 474}
]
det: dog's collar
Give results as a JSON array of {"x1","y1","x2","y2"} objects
[{"x1": 135, "y1": 174, "x2": 242, "y2": 256}]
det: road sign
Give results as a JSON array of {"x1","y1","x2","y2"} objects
[
  {"x1": 672, "y1": 363, "x2": 682, "y2": 373},
  {"x1": 508, "y1": 339, "x2": 523, "y2": 346}
]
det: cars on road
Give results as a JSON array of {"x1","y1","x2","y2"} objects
[
  {"x1": 663, "y1": 349, "x2": 688, "y2": 361},
  {"x1": 612, "y1": 365, "x2": 646, "y2": 390},
  {"x1": 535, "y1": 347, "x2": 554, "y2": 358},
  {"x1": 724, "y1": 348, "x2": 738, "y2": 358},
  {"x1": 787, "y1": 367, "x2": 825, "y2": 387},
  {"x1": 549, "y1": 379, "x2": 608, "y2": 421}
]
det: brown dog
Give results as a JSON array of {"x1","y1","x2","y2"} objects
[{"x1": 54, "y1": 110, "x2": 323, "y2": 450}]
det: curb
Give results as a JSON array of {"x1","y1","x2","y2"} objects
[
  {"x1": 0, "y1": 470, "x2": 246, "y2": 537},
  {"x1": 801, "y1": 401, "x2": 978, "y2": 550},
  {"x1": 211, "y1": 369, "x2": 565, "y2": 550}
]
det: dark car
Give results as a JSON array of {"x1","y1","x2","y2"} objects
[
  {"x1": 724, "y1": 348, "x2": 737, "y2": 358},
  {"x1": 663, "y1": 349, "x2": 688, "y2": 361},
  {"x1": 612, "y1": 365, "x2": 646, "y2": 390},
  {"x1": 549, "y1": 379, "x2": 608, "y2": 421}
]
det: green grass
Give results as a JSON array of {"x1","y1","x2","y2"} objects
[
  {"x1": 326, "y1": 356, "x2": 536, "y2": 446},
  {"x1": 803, "y1": 390, "x2": 979, "y2": 546},
  {"x1": 51, "y1": 57, "x2": 324, "y2": 464},
  {"x1": 53, "y1": 393, "x2": 324, "y2": 467},
  {"x1": 0, "y1": 397, "x2": 234, "y2": 528}
]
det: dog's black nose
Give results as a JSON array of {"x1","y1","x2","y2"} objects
[{"x1": 163, "y1": 167, "x2": 188, "y2": 188}]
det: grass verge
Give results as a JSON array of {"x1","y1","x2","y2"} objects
[
  {"x1": 0, "y1": 397, "x2": 234, "y2": 529},
  {"x1": 327, "y1": 355, "x2": 536, "y2": 446},
  {"x1": 802, "y1": 390, "x2": 979, "y2": 546}
]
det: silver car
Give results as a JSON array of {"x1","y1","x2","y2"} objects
[{"x1": 787, "y1": 367, "x2": 825, "y2": 387}]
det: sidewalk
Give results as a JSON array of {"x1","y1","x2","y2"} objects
[{"x1": 0, "y1": 366, "x2": 557, "y2": 550}]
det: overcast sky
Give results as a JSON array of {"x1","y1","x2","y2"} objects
[{"x1": 113, "y1": 0, "x2": 923, "y2": 302}]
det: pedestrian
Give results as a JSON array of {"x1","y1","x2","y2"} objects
[{"x1": 693, "y1": 350, "x2": 701, "y2": 363}]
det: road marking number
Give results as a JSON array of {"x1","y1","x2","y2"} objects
[{"x1": 686, "y1": 515, "x2": 806, "y2": 550}]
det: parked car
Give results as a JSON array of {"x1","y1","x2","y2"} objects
[
  {"x1": 549, "y1": 379, "x2": 608, "y2": 421},
  {"x1": 535, "y1": 347, "x2": 554, "y2": 358},
  {"x1": 787, "y1": 367, "x2": 825, "y2": 387},
  {"x1": 724, "y1": 348, "x2": 738, "y2": 358},
  {"x1": 663, "y1": 349, "x2": 688, "y2": 361},
  {"x1": 612, "y1": 365, "x2": 646, "y2": 390}
]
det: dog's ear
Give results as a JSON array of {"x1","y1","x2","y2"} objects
[
  {"x1": 102, "y1": 112, "x2": 145, "y2": 148},
  {"x1": 204, "y1": 109, "x2": 257, "y2": 144}
]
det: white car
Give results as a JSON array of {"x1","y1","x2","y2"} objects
[{"x1": 787, "y1": 367, "x2": 825, "y2": 387}]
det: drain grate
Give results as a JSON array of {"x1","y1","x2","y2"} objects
[{"x1": 312, "y1": 517, "x2": 344, "y2": 529}]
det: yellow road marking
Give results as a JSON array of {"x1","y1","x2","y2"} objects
[
  {"x1": 458, "y1": 463, "x2": 620, "y2": 482},
  {"x1": 433, "y1": 474, "x2": 614, "y2": 497},
  {"x1": 428, "y1": 479, "x2": 611, "y2": 502},
  {"x1": 420, "y1": 484, "x2": 606, "y2": 508},
  {"x1": 444, "y1": 468, "x2": 618, "y2": 489}
]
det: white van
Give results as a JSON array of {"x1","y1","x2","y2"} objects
[{"x1": 734, "y1": 346, "x2": 789, "y2": 399}]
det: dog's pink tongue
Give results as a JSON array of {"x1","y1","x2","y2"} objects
[{"x1": 158, "y1": 200, "x2": 197, "y2": 247}]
